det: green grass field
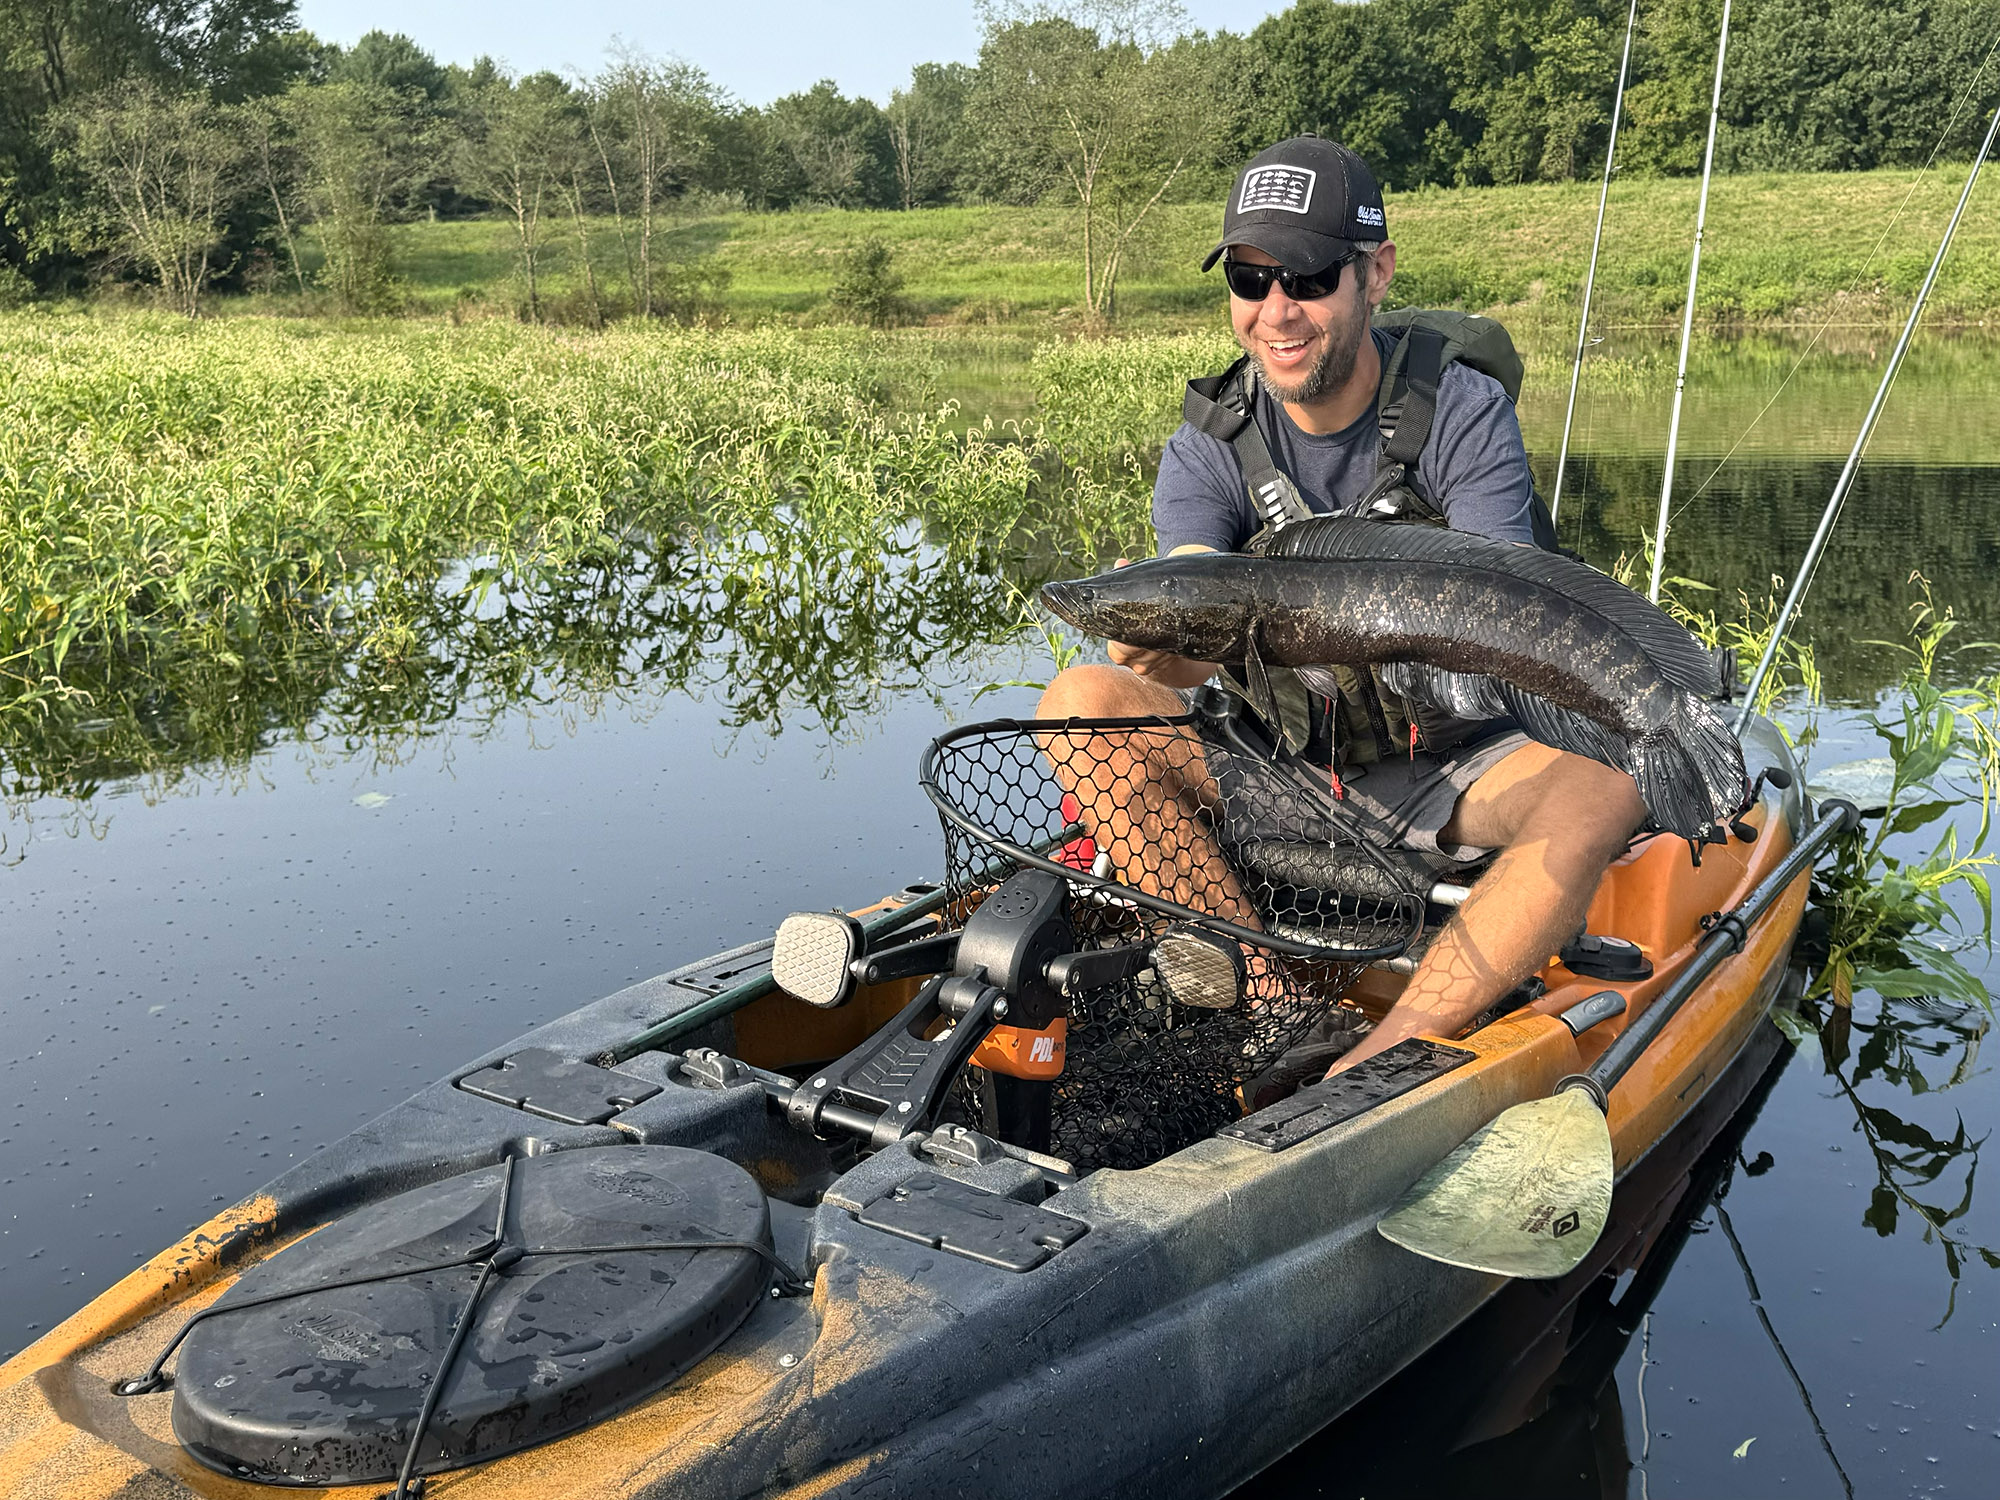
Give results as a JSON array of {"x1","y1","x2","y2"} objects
[{"x1": 271, "y1": 168, "x2": 2000, "y2": 332}]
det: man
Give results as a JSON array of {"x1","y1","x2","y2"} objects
[{"x1": 1037, "y1": 136, "x2": 1644, "y2": 1070}]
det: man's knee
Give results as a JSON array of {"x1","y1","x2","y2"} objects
[
  {"x1": 1520, "y1": 753, "x2": 1646, "y2": 857},
  {"x1": 1037, "y1": 664, "x2": 1183, "y2": 720},
  {"x1": 1457, "y1": 744, "x2": 1644, "y2": 859}
]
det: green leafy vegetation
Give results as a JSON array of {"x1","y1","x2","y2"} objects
[
  {"x1": 1810, "y1": 586, "x2": 1999, "y2": 1013},
  {"x1": 0, "y1": 313, "x2": 1039, "y2": 711},
  {"x1": 826, "y1": 239, "x2": 909, "y2": 326},
  {"x1": 6, "y1": 0, "x2": 1997, "y2": 327}
]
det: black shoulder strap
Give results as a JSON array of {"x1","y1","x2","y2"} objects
[
  {"x1": 1182, "y1": 357, "x2": 1255, "y2": 441},
  {"x1": 1382, "y1": 327, "x2": 1443, "y2": 469},
  {"x1": 1184, "y1": 357, "x2": 1312, "y2": 531},
  {"x1": 1365, "y1": 318, "x2": 1567, "y2": 552}
]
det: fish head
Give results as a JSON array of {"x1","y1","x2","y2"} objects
[{"x1": 1040, "y1": 557, "x2": 1251, "y2": 661}]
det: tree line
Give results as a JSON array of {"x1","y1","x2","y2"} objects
[{"x1": 2, "y1": 0, "x2": 1992, "y2": 317}]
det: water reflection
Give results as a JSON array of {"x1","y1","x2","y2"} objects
[
  {"x1": 1, "y1": 522, "x2": 1031, "y2": 817},
  {"x1": 1799, "y1": 989, "x2": 1995, "y2": 1321},
  {"x1": 9, "y1": 452, "x2": 1994, "y2": 820},
  {"x1": 1541, "y1": 457, "x2": 2000, "y2": 698}
]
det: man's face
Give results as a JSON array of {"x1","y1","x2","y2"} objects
[{"x1": 1227, "y1": 243, "x2": 1394, "y2": 407}]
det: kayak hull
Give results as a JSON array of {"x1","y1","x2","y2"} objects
[{"x1": 0, "y1": 721, "x2": 1809, "y2": 1499}]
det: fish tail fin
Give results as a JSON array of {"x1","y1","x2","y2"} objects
[{"x1": 1629, "y1": 692, "x2": 1750, "y2": 839}]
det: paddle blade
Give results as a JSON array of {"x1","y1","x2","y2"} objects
[{"x1": 1377, "y1": 1086, "x2": 1614, "y2": 1279}]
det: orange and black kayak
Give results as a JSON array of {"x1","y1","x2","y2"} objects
[{"x1": 0, "y1": 714, "x2": 1831, "y2": 1499}]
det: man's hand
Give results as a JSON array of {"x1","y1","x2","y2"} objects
[{"x1": 1105, "y1": 554, "x2": 1218, "y2": 689}]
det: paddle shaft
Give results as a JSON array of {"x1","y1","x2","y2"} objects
[{"x1": 1564, "y1": 799, "x2": 1858, "y2": 1107}]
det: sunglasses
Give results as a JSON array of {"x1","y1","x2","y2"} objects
[{"x1": 1222, "y1": 251, "x2": 1363, "y2": 302}]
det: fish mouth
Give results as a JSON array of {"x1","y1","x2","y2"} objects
[{"x1": 1040, "y1": 578, "x2": 1092, "y2": 628}]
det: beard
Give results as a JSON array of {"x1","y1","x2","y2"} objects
[{"x1": 1250, "y1": 293, "x2": 1371, "y2": 406}]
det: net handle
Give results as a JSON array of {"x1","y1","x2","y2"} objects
[{"x1": 919, "y1": 715, "x2": 1422, "y2": 965}]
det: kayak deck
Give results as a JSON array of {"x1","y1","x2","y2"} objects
[{"x1": 0, "y1": 724, "x2": 1808, "y2": 1499}]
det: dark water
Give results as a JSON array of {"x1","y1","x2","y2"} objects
[{"x1": 4, "y1": 361, "x2": 1997, "y2": 1496}]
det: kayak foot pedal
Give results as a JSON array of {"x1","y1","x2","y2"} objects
[
  {"x1": 457, "y1": 1047, "x2": 662, "y2": 1125},
  {"x1": 1220, "y1": 1038, "x2": 1475, "y2": 1152},
  {"x1": 854, "y1": 1172, "x2": 1087, "y2": 1271}
]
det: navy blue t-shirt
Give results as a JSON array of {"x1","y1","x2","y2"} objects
[{"x1": 1153, "y1": 328, "x2": 1538, "y2": 554}]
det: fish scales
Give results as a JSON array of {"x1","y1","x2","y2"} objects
[
  {"x1": 1247, "y1": 560, "x2": 1655, "y2": 729},
  {"x1": 1040, "y1": 518, "x2": 1747, "y2": 839}
]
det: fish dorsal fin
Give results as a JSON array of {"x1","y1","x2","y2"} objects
[{"x1": 1262, "y1": 517, "x2": 1721, "y2": 697}]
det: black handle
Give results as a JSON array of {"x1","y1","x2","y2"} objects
[{"x1": 1559, "y1": 799, "x2": 1858, "y2": 1109}]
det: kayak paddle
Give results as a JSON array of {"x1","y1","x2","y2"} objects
[{"x1": 1378, "y1": 796, "x2": 1857, "y2": 1279}]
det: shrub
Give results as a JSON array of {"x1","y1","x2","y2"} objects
[{"x1": 827, "y1": 238, "x2": 908, "y2": 327}]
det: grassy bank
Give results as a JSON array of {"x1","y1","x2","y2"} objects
[{"x1": 264, "y1": 168, "x2": 2000, "y2": 331}]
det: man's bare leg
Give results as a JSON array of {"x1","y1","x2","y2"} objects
[
  {"x1": 1036, "y1": 664, "x2": 1260, "y2": 923},
  {"x1": 1334, "y1": 743, "x2": 1645, "y2": 1071}
]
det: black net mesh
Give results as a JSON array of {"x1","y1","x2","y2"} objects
[{"x1": 922, "y1": 715, "x2": 1426, "y2": 1171}]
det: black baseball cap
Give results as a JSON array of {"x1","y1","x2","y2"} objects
[{"x1": 1201, "y1": 137, "x2": 1387, "y2": 275}]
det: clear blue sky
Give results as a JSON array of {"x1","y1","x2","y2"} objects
[{"x1": 292, "y1": 1, "x2": 1284, "y2": 106}]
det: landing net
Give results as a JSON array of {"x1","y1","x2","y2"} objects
[{"x1": 921, "y1": 715, "x2": 1425, "y2": 1171}]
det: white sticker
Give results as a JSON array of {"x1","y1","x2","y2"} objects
[{"x1": 1238, "y1": 165, "x2": 1316, "y2": 215}]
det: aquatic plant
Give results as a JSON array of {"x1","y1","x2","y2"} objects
[
  {"x1": 1804, "y1": 583, "x2": 1999, "y2": 1012},
  {"x1": 1775, "y1": 969, "x2": 1996, "y2": 1324},
  {"x1": 0, "y1": 313, "x2": 1038, "y2": 699},
  {"x1": 1029, "y1": 331, "x2": 1233, "y2": 470}
]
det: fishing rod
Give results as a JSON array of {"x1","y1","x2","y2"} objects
[
  {"x1": 1736, "y1": 90, "x2": 2000, "y2": 731},
  {"x1": 1548, "y1": 0, "x2": 1641, "y2": 526},
  {"x1": 1649, "y1": 0, "x2": 1734, "y2": 604}
]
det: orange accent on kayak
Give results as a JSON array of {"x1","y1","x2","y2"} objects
[
  {"x1": 0, "y1": 1195, "x2": 280, "y2": 1394},
  {"x1": 972, "y1": 1017, "x2": 1068, "y2": 1079}
]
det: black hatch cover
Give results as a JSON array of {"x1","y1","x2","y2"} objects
[
  {"x1": 855, "y1": 1172, "x2": 1087, "y2": 1271},
  {"x1": 171, "y1": 1146, "x2": 770, "y2": 1486},
  {"x1": 457, "y1": 1047, "x2": 662, "y2": 1125}
]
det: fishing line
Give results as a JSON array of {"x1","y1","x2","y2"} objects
[
  {"x1": 1649, "y1": 0, "x2": 1735, "y2": 603},
  {"x1": 1715, "y1": 1200, "x2": 1858, "y2": 1499},
  {"x1": 1736, "y1": 87, "x2": 2000, "y2": 728},
  {"x1": 1548, "y1": 0, "x2": 1640, "y2": 525},
  {"x1": 1668, "y1": 31, "x2": 2000, "y2": 526},
  {"x1": 1635, "y1": 1308, "x2": 1653, "y2": 1496}
]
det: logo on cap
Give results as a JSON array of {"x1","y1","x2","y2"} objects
[
  {"x1": 1357, "y1": 204, "x2": 1384, "y2": 228},
  {"x1": 1238, "y1": 165, "x2": 1315, "y2": 216}
]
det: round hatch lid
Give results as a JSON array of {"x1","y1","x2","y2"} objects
[{"x1": 171, "y1": 1145, "x2": 771, "y2": 1486}]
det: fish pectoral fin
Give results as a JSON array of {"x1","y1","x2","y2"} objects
[
  {"x1": 1239, "y1": 635, "x2": 1294, "y2": 753},
  {"x1": 1295, "y1": 664, "x2": 1345, "y2": 704}
]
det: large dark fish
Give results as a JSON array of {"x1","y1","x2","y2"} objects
[{"x1": 1041, "y1": 517, "x2": 1747, "y2": 840}]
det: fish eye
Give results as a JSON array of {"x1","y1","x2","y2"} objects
[{"x1": 1158, "y1": 577, "x2": 1179, "y2": 592}]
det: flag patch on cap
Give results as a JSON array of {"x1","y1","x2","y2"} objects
[{"x1": 1238, "y1": 165, "x2": 1315, "y2": 215}]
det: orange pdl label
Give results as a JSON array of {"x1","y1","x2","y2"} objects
[{"x1": 972, "y1": 1018, "x2": 1068, "y2": 1080}]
